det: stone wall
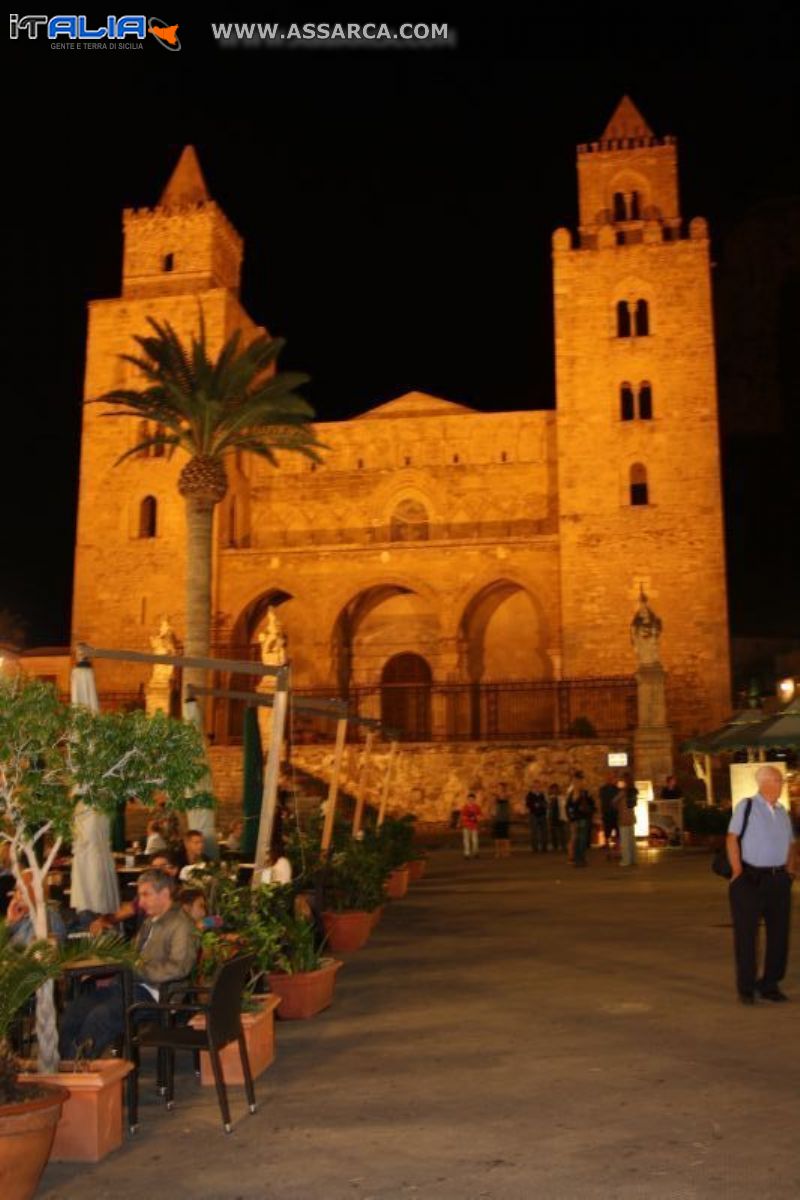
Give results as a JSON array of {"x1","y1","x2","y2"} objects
[{"x1": 206, "y1": 740, "x2": 630, "y2": 826}]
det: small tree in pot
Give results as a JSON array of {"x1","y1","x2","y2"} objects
[{"x1": 0, "y1": 677, "x2": 209, "y2": 1075}]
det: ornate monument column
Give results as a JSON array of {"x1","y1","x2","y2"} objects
[
  {"x1": 257, "y1": 606, "x2": 288, "y2": 752},
  {"x1": 631, "y1": 590, "x2": 674, "y2": 785},
  {"x1": 146, "y1": 616, "x2": 177, "y2": 715}
]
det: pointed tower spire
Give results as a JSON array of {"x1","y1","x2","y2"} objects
[
  {"x1": 159, "y1": 146, "x2": 210, "y2": 208},
  {"x1": 602, "y1": 96, "x2": 653, "y2": 142}
]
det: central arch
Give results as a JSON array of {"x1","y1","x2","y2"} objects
[{"x1": 381, "y1": 652, "x2": 432, "y2": 741}]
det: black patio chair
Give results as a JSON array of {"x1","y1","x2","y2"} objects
[{"x1": 126, "y1": 954, "x2": 256, "y2": 1134}]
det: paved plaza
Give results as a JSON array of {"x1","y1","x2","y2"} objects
[{"x1": 40, "y1": 846, "x2": 799, "y2": 1200}]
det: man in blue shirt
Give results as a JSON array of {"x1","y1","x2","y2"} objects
[{"x1": 727, "y1": 765, "x2": 797, "y2": 1004}]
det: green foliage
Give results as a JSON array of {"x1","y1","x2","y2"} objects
[
  {"x1": 366, "y1": 815, "x2": 416, "y2": 870},
  {"x1": 272, "y1": 916, "x2": 326, "y2": 976},
  {"x1": 93, "y1": 313, "x2": 324, "y2": 468},
  {"x1": 324, "y1": 840, "x2": 388, "y2": 913},
  {"x1": 0, "y1": 927, "x2": 134, "y2": 1102},
  {"x1": 0, "y1": 676, "x2": 210, "y2": 846}
]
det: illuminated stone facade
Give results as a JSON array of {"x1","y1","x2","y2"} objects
[{"x1": 72, "y1": 99, "x2": 731, "y2": 739}]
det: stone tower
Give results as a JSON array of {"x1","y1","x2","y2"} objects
[
  {"x1": 552, "y1": 97, "x2": 731, "y2": 734},
  {"x1": 71, "y1": 147, "x2": 260, "y2": 693}
]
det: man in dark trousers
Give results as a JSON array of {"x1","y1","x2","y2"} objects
[
  {"x1": 727, "y1": 765, "x2": 796, "y2": 1004},
  {"x1": 525, "y1": 782, "x2": 549, "y2": 852},
  {"x1": 599, "y1": 772, "x2": 620, "y2": 859}
]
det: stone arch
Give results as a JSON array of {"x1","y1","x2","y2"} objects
[
  {"x1": 224, "y1": 586, "x2": 295, "y2": 739},
  {"x1": 330, "y1": 579, "x2": 441, "y2": 696},
  {"x1": 456, "y1": 578, "x2": 552, "y2": 683}
]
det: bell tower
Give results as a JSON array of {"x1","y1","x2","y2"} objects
[
  {"x1": 553, "y1": 97, "x2": 731, "y2": 734},
  {"x1": 72, "y1": 147, "x2": 258, "y2": 695}
]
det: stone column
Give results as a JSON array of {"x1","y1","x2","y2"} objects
[{"x1": 633, "y1": 662, "x2": 674, "y2": 784}]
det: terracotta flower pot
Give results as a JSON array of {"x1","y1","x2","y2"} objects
[
  {"x1": 369, "y1": 905, "x2": 384, "y2": 930},
  {"x1": 321, "y1": 909, "x2": 373, "y2": 952},
  {"x1": 267, "y1": 959, "x2": 343, "y2": 1020},
  {"x1": 407, "y1": 858, "x2": 427, "y2": 883},
  {"x1": 0, "y1": 1082, "x2": 68, "y2": 1200},
  {"x1": 191, "y1": 994, "x2": 280, "y2": 1086},
  {"x1": 385, "y1": 864, "x2": 410, "y2": 899},
  {"x1": 18, "y1": 1059, "x2": 132, "y2": 1164}
]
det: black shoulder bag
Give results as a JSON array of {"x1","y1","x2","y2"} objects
[{"x1": 711, "y1": 798, "x2": 753, "y2": 879}]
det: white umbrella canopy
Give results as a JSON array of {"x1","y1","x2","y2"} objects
[
  {"x1": 69, "y1": 661, "x2": 120, "y2": 915},
  {"x1": 183, "y1": 694, "x2": 219, "y2": 859}
]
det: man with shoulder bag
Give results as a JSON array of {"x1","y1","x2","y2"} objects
[{"x1": 726, "y1": 765, "x2": 797, "y2": 1005}]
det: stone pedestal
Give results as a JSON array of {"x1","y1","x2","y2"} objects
[
  {"x1": 145, "y1": 680, "x2": 172, "y2": 717},
  {"x1": 633, "y1": 663, "x2": 673, "y2": 783}
]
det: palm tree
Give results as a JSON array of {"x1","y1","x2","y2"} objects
[{"x1": 95, "y1": 314, "x2": 321, "y2": 700}]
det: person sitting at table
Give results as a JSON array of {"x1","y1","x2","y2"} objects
[
  {"x1": 88, "y1": 849, "x2": 182, "y2": 935},
  {"x1": 59, "y1": 868, "x2": 198, "y2": 1060},
  {"x1": 222, "y1": 819, "x2": 245, "y2": 855},
  {"x1": 178, "y1": 829, "x2": 208, "y2": 881},
  {"x1": 256, "y1": 830, "x2": 293, "y2": 887},
  {"x1": 144, "y1": 817, "x2": 168, "y2": 856},
  {"x1": 178, "y1": 886, "x2": 214, "y2": 930},
  {"x1": 5, "y1": 870, "x2": 67, "y2": 947}
]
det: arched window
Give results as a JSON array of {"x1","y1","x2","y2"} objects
[
  {"x1": 613, "y1": 192, "x2": 627, "y2": 222},
  {"x1": 629, "y1": 464, "x2": 649, "y2": 507},
  {"x1": 390, "y1": 498, "x2": 429, "y2": 542},
  {"x1": 635, "y1": 299, "x2": 649, "y2": 336},
  {"x1": 620, "y1": 383, "x2": 635, "y2": 421},
  {"x1": 616, "y1": 300, "x2": 631, "y2": 338},
  {"x1": 139, "y1": 495, "x2": 157, "y2": 538},
  {"x1": 152, "y1": 423, "x2": 166, "y2": 458},
  {"x1": 163, "y1": 253, "x2": 174, "y2": 272},
  {"x1": 638, "y1": 382, "x2": 653, "y2": 420},
  {"x1": 630, "y1": 191, "x2": 641, "y2": 220}
]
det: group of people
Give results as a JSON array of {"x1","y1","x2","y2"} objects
[
  {"x1": 2, "y1": 816, "x2": 294, "y2": 1062},
  {"x1": 457, "y1": 771, "x2": 643, "y2": 867}
]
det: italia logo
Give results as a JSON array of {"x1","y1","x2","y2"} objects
[{"x1": 9, "y1": 15, "x2": 182, "y2": 49}]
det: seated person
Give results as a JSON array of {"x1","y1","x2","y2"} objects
[
  {"x1": 178, "y1": 886, "x2": 209, "y2": 930},
  {"x1": 89, "y1": 849, "x2": 183, "y2": 935},
  {"x1": 222, "y1": 819, "x2": 245, "y2": 855},
  {"x1": 59, "y1": 868, "x2": 198, "y2": 1059},
  {"x1": 177, "y1": 830, "x2": 207, "y2": 881},
  {"x1": 5, "y1": 870, "x2": 67, "y2": 946},
  {"x1": 144, "y1": 818, "x2": 168, "y2": 856},
  {"x1": 256, "y1": 832, "x2": 293, "y2": 887}
]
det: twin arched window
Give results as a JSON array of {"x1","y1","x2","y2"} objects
[
  {"x1": 620, "y1": 382, "x2": 653, "y2": 421},
  {"x1": 612, "y1": 191, "x2": 641, "y2": 222},
  {"x1": 616, "y1": 299, "x2": 649, "y2": 338}
]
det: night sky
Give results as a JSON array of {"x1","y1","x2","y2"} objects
[{"x1": 3, "y1": 9, "x2": 798, "y2": 650}]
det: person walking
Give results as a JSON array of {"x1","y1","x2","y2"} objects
[
  {"x1": 460, "y1": 792, "x2": 482, "y2": 859},
  {"x1": 615, "y1": 774, "x2": 638, "y2": 867},
  {"x1": 548, "y1": 783, "x2": 568, "y2": 853},
  {"x1": 727, "y1": 764, "x2": 796, "y2": 1004},
  {"x1": 525, "y1": 783, "x2": 549, "y2": 852},
  {"x1": 492, "y1": 783, "x2": 512, "y2": 857}
]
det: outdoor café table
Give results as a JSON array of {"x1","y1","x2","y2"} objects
[{"x1": 61, "y1": 955, "x2": 135, "y2": 1061}]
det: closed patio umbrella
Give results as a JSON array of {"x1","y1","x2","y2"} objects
[
  {"x1": 70, "y1": 660, "x2": 120, "y2": 916},
  {"x1": 183, "y1": 694, "x2": 219, "y2": 860}
]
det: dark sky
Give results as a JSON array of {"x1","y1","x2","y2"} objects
[{"x1": 3, "y1": 9, "x2": 798, "y2": 647}]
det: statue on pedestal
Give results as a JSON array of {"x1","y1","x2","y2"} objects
[
  {"x1": 630, "y1": 589, "x2": 663, "y2": 667},
  {"x1": 149, "y1": 617, "x2": 177, "y2": 683},
  {"x1": 258, "y1": 607, "x2": 287, "y2": 668}
]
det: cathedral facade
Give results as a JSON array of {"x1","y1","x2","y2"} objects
[{"x1": 72, "y1": 97, "x2": 731, "y2": 742}]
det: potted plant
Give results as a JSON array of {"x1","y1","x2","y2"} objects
[
  {"x1": 371, "y1": 816, "x2": 417, "y2": 899},
  {"x1": 0, "y1": 930, "x2": 68, "y2": 1200},
  {"x1": 189, "y1": 879, "x2": 285, "y2": 1084},
  {"x1": 0, "y1": 676, "x2": 210, "y2": 1162},
  {"x1": 267, "y1": 916, "x2": 342, "y2": 1020},
  {"x1": 321, "y1": 840, "x2": 387, "y2": 952}
]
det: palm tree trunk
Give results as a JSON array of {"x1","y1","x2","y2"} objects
[{"x1": 183, "y1": 496, "x2": 216, "y2": 711}]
